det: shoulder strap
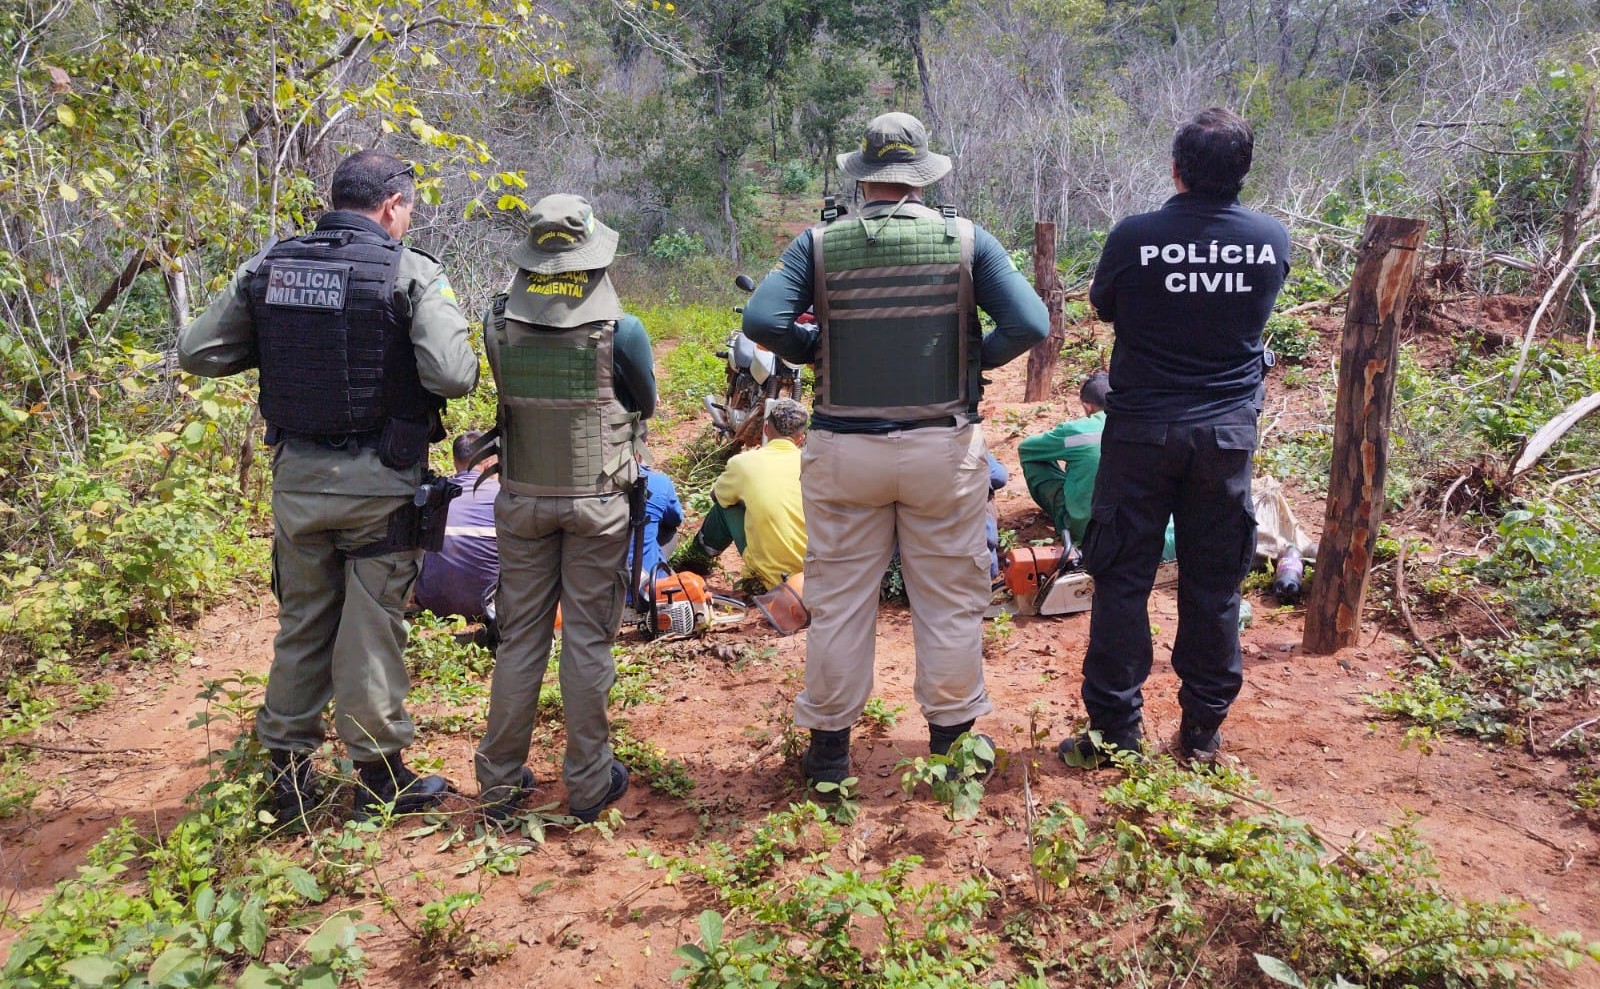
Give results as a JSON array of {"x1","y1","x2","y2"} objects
[
  {"x1": 809, "y1": 226, "x2": 830, "y2": 327},
  {"x1": 405, "y1": 244, "x2": 443, "y2": 265}
]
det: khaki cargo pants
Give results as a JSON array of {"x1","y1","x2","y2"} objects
[
  {"x1": 475, "y1": 489, "x2": 629, "y2": 811},
  {"x1": 793, "y1": 423, "x2": 994, "y2": 732},
  {"x1": 257, "y1": 489, "x2": 420, "y2": 763}
]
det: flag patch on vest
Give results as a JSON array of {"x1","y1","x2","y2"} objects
[{"x1": 264, "y1": 261, "x2": 350, "y2": 310}]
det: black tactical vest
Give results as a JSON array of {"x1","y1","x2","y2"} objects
[{"x1": 247, "y1": 222, "x2": 443, "y2": 438}]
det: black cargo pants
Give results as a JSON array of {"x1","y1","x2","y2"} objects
[{"x1": 1079, "y1": 405, "x2": 1258, "y2": 739}]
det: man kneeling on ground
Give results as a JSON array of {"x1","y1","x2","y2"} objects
[
  {"x1": 674, "y1": 398, "x2": 807, "y2": 593},
  {"x1": 413, "y1": 430, "x2": 500, "y2": 621}
]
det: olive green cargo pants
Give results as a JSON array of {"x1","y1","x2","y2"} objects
[
  {"x1": 793, "y1": 423, "x2": 995, "y2": 732},
  {"x1": 257, "y1": 488, "x2": 421, "y2": 763},
  {"x1": 475, "y1": 489, "x2": 630, "y2": 812}
]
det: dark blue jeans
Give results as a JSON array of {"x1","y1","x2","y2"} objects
[{"x1": 1079, "y1": 406, "x2": 1258, "y2": 738}]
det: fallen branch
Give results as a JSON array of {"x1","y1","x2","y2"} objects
[
  {"x1": 1277, "y1": 288, "x2": 1348, "y2": 317},
  {"x1": 1548, "y1": 716, "x2": 1600, "y2": 748},
  {"x1": 1394, "y1": 541, "x2": 1442, "y2": 663},
  {"x1": 1551, "y1": 466, "x2": 1600, "y2": 489},
  {"x1": 1510, "y1": 391, "x2": 1600, "y2": 478},
  {"x1": 1436, "y1": 473, "x2": 1469, "y2": 537},
  {"x1": 1507, "y1": 234, "x2": 1600, "y2": 401}
]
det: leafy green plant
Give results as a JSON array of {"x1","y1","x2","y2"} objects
[
  {"x1": 898, "y1": 734, "x2": 995, "y2": 821},
  {"x1": 650, "y1": 227, "x2": 710, "y2": 263},
  {"x1": 1264, "y1": 312, "x2": 1318, "y2": 363},
  {"x1": 1019, "y1": 754, "x2": 1599, "y2": 987},
  {"x1": 654, "y1": 805, "x2": 998, "y2": 989},
  {"x1": 860, "y1": 697, "x2": 904, "y2": 732},
  {"x1": 614, "y1": 722, "x2": 697, "y2": 797}
]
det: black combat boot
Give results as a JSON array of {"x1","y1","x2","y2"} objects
[
  {"x1": 571, "y1": 760, "x2": 631, "y2": 823},
  {"x1": 268, "y1": 750, "x2": 322, "y2": 825},
  {"x1": 480, "y1": 766, "x2": 538, "y2": 826},
  {"x1": 353, "y1": 753, "x2": 449, "y2": 821},
  {"x1": 929, "y1": 720, "x2": 996, "y2": 781},
  {"x1": 800, "y1": 728, "x2": 851, "y2": 790},
  {"x1": 1178, "y1": 717, "x2": 1223, "y2": 767},
  {"x1": 1058, "y1": 722, "x2": 1144, "y2": 769}
]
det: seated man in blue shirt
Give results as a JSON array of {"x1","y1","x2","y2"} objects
[
  {"x1": 414, "y1": 431, "x2": 500, "y2": 621},
  {"x1": 627, "y1": 456, "x2": 685, "y2": 604}
]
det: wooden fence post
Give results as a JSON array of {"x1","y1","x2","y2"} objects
[
  {"x1": 1303, "y1": 214, "x2": 1428, "y2": 654},
  {"x1": 1025, "y1": 221, "x2": 1066, "y2": 403}
]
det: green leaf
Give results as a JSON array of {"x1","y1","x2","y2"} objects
[
  {"x1": 56, "y1": 104, "x2": 77, "y2": 127},
  {"x1": 1254, "y1": 954, "x2": 1308, "y2": 988},
  {"x1": 236, "y1": 964, "x2": 288, "y2": 989},
  {"x1": 304, "y1": 912, "x2": 358, "y2": 960},
  {"x1": 240, "y1": 896, "x2": 269, "y2": 955},
  {"x1": 147, "y1": 945, "x2": 200, "y2": 987},
  {"x1": 697, "y1": 909, "x2": 724, "y2": 947},
  {"x1": 194, "y1": 883, "x2": 216, "y2": 920},
  {"x1": 298, "y1": 964, "x2": 339, "y2": 989},
  {"x1": 285, "y1": 866, "x2": 324, "y2": 902},
  {"x1": 62, "y1": 956, "x2": 118, "y2": 986},
  {"x1": 180, "y1": 421, "x2": 207, "y2": 446},
  {"x1": 58, "y1": 182, "x2": 78, "y2": 202}
]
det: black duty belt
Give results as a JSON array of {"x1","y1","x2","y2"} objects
[
  {"x1": 819, "y1": 414, "x2": 970, "y2": 435},
  {"x1": 264, "y1": 423, "x2": 382, "y2": 450}
]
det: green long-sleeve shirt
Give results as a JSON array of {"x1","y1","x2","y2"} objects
[
  {"x1": 1017, "y1": 411, "x2": 1105, "y2": 544},
  {"x1": 741, "y1": 203, "x2": 1048, "y2": 432}
]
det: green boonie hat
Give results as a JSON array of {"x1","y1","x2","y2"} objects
[
  {"x1": 836, "y1": 112, "x2": 952, "y2": 187},
  {"x1": 510, "y1": 193, "x2": 620, "y2": 275},
  {"x1": 505, "y1": 267, "x2": 624, "y2": 329}
]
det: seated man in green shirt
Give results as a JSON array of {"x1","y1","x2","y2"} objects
[
  {"x1": 675, "y1": 398, "x2": 808, "y2": 593},
  {"x1": 1019, "y1": 372, "x2": 1174, "y2": 560}
]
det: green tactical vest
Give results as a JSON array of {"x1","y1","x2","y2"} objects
[
  {"x1": 811, "y1": 201, "x2": 976, "y2": 420},
  {"x1": 490, "y1": 298, "x2": 640, "y2": 498}
]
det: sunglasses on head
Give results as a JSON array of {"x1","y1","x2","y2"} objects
[{"x1": 384, "y1": 162, "x2": 416, "y2": 183}]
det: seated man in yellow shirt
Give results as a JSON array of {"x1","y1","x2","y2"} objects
[{"x1": 674, "y1": 398, "x2": 808, "y2": 592}]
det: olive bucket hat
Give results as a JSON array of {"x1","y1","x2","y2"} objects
[
  {"x1": 505, "y1": 194, "x2": 624, "y2": 328},
  {"x1": 509, "y1": 194, "x2": 619, "y2": 274},
  {"x1": 836, "y1": 112, "x2": 952, "y2": 187}
]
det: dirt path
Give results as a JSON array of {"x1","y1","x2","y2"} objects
[{"x1": 3, "y1": 337, "x2": 1598, "y2": 986}]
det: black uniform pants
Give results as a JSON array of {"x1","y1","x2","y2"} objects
[{"x1": 1079, "y1": 405, "x2": 1258, "y2": 738}]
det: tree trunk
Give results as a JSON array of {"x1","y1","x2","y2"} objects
[
  {"x1": 713, "y1": 72, "x2": 739, "y2": 264},
  {"x1": 163, "y1": 255, "x2": 192, "y2": 331},
  {"x1": 1551, "y1": 84, "x2": 1596, "y2": 324},
  {"x1": 909, "y1": 13, "x2": 939, "y2": 131},
  {"x1": 1024, "y1": 222, "x2": 1065, "y2": 402},
  {"x1": 1303, "y1": 215, "x2": 1428, "y2": 655}
]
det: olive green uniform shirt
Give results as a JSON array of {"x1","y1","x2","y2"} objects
[{"x1": 178, "y1": 236, "x2": 479, "y2": 493}]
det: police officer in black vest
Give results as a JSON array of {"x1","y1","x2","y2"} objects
[
  {"x1": 179, "y1": 150, "x2": 479, "y2": 823},
  {"x1": 1061, "y1": 108, "x2": 1290, "y2": 768}
]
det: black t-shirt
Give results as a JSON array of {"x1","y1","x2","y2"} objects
[{"x1": 1089, "y1": 192, "x2": 1290, "y2": 422}]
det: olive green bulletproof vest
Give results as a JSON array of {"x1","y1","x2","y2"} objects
[
  {"x1": 491, "y1": 305, "x2": 639, "y2": 498},
  {"x1": 811, "y1": 201, "x2": 976, "y2": 420}
]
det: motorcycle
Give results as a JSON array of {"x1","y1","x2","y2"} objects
[{"x1": 703, "y1": 273, "x2": 805, "y2": 442}]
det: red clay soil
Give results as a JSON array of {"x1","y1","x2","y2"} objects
[{"x1": 2, "y1": 306, "x2": 1598, "y2": 987}]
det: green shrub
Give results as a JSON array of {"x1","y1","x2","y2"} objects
[
  {"x1": 777, "y1": 159, "x2": 814, "y2": 194},
  {"x1": 649, "y1": 227, "x2": 709, "y2": 263},
  {"x1": 1264, "y1": 312, "x2": 1318, "y2": 363}
]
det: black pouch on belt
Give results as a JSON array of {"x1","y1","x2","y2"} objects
[{"x1": 377, "y1": 415, "x2": 434, "y2": 470}]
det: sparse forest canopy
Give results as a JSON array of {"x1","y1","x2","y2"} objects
[{"x1": 6, "y1": 0, "x2": 1600, "y2": 984}]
